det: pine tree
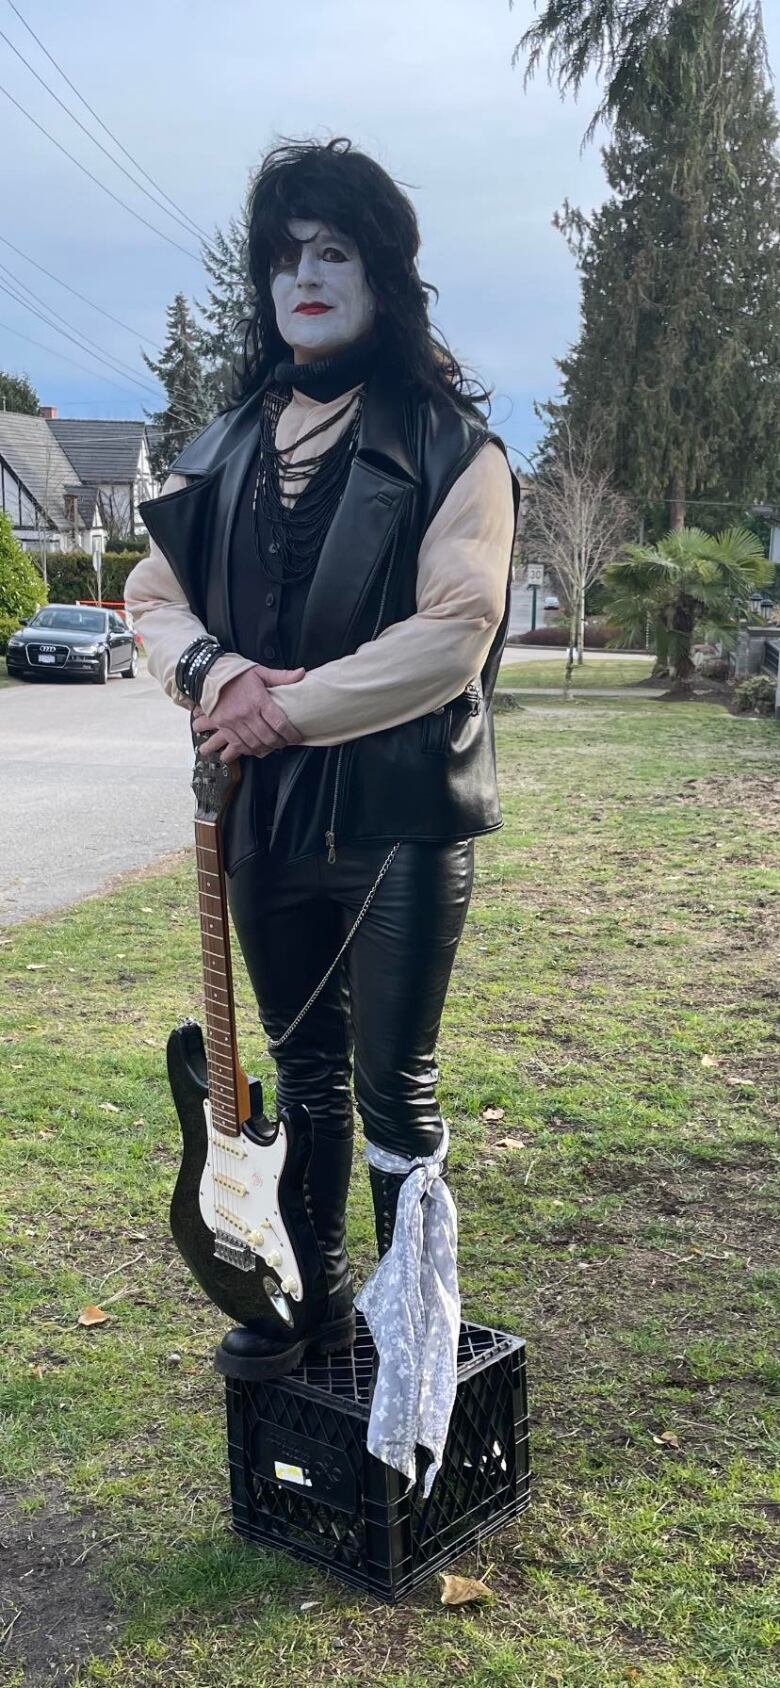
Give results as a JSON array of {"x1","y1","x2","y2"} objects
[
  {"x1": 196, "y1": 218, "x2": 253, "y2": 410},
  {"x1": 521, "y1": 1, "x2": 780, "y2": 526},
  {"x1": 142, "y1": 293, "x2": 210, "y2": 479},
  {"x1": 0, "y1": 370, "x2": 39, "y2": 414}
]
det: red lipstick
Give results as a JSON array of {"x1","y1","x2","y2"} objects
[{"x1": 294, "y1": 302, "x2": 332, "y2": 315}]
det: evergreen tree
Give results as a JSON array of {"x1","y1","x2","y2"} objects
[
  {"x1": 0, "y1": 370, "x2": 39, "y2": 414},
  {"x1": 196, "y1": 218, "x2": 253, "y2": 410},
  {"x1": 142, "y1": 292, "x2": 210, "y2": 479},
  {"x1": 519, "y1": 0, "x2": 780, "y2": 526}
]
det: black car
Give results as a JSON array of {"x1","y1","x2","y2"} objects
[{"x1": 5, "y1": 604, "x2": 138, "y2": 684}]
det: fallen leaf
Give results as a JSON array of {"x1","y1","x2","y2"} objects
[
  {"x1": 700, "y1": 1054, "x2": 717, "y2": 1068},
  {"x1": 132, "y1": 1118, "x2": 145, "y2": 1127},
  {"x1": 141, "y1": 906, "x2": 155, "y2": 913},
  {"x1": 496, "y1": 1137, "x2": 526, "y2": 1153},
  {"x1": 652, "y1": 1430, "x2": 681, "y2": 1449},
  {"x1": 99, "y1": 1102, "x2": 120, "y2": 1113},
  {"x1": 481, "y1": 1107, "x2": 505, "y2": 1123},
  {"x1": 77, "y1": 1305, "x2": 110, "y2": 1327},
  {"x1": 142, "y1": 1038, "x2": 157, "y2": 1048},
  {"x1": 440, "y1": 1573, "x2": 493, "y2": 1607},
  {"x1": 26, "y1": 963, "x2": 46, "y2": 971},
  {"x1": 300, "y1": 1600, "x2": 319, "y2": 1611}
]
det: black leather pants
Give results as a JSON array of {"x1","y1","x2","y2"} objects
[{"x1": 227, "y1": 839, "x2": 475, "y2": 1165}]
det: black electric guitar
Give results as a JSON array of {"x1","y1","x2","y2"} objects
[{"x1": 167, "y1": 747, "x2": 326, "y2": 1334}]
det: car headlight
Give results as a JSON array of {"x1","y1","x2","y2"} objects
[
  {"x1": 78, "y1": 643, "x2": 100, "y2": 656},
  {"x1": 7, "y1": 636, "x2": 22, "y2": 648}
]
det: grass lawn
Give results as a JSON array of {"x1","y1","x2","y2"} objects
[
  {"x1": 1, "y1": 700, "x2": 778, "y2": 1687},
  {"x1": 499, "y1": 656, "x2": 656, "y2": 689}
]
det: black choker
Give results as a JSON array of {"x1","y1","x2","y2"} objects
[{"x1": 274, "y1": 337, "x2": 377, "y2": 403}]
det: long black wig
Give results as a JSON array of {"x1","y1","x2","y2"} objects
[{"x1": 230, "y1": 137, "x2": 489, "y2": 416}]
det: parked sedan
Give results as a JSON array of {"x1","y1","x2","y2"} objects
[{"x1": 5, "y1": 604, "x2": 138, "y2": 684}]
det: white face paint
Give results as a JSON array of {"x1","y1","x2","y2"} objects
[{"x1": 270, "y1": 218, "x2": 376, "y2": 363}]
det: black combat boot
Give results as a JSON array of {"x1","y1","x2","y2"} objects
[
  {"x1": 368, "y1": 1155, "x2": 450, "y2": 1259},
  {"x1": 216, "y1": 1122, "x2": 355, "y2": 1381}
]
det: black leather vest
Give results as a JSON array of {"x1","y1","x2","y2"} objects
[{"x1": 139, "y1": 372, "x2": 519, "y2": 869}]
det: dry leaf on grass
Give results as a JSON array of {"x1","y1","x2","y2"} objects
[
  {"x1": 652, "y1": 1430, "x2": 681, "y2": 1449},
  {"x1": 700, "y1": 1054, "x2": 717, "y2": 1068},
  {"x1": 496, "y1": 1137, "x2": 526, "y2": 1153},
  {"x1": 77, "y1": 1305, "x2": 110, "y2": 1328},
  {"x1": 440, "y1": 1573, "x2": 493, "y2": 1607},
  {"x1": 99, "y1": 1102, "x2": 120, "y2": 1113},
  {"x1": 26, "y1": 963, "x2": 46, "y2": 971},
  {"x1": 481, "y1": 1107, "x2": 505, "y2": 1123}
]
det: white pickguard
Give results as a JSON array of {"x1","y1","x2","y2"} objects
[{"x1": 198, "y1": 1099, "x2": 303, "y2": 1300}]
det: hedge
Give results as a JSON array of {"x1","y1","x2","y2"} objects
[
  {"x1": 515, "y1": 623, "x2": 645, "y2": 650},
  {"x1": 29, "y1": 548, "x2": 148, "y2": 605}
]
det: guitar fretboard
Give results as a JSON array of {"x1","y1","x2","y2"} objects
[{"x1": 194, "y1": 817, "x2": 247, "y2": 1137}]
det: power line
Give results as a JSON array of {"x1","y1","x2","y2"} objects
[
  {"x1": 5, "y1": 0, "x2": 211, "y2": 244},
  {"x1": 0, "y1": 313, "x2": 207, "y2": 431},
  {"x1": 0, "y1": 80, "x2": 200, "y2": 261},
  {"x1": 0, "y1": 19, "x2": 207, "y2": 245},
  {"x1": 0, "y1": 232, "x2": 159, "y2": 352},
  {"x1": 0, "y1": 261, "x2": 160, "y2": 393},
  {"x1": 0, "y1": 275, "x2": 161, "y2": 396},
  {"x1": 0, "y1": 315, "x2": 160, "y2": 396}
]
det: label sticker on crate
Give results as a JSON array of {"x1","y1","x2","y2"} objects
[{"x1": 274, "y1": 1460, "x2": 311, "y2": 1487}]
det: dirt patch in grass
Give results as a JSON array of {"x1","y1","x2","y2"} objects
[
  {"x1": 675, "y1": 773, "x2": 780, "y2": 822},
  {"x1": 0, "y1": 1486, "x2": 117, "y2": 1683}
]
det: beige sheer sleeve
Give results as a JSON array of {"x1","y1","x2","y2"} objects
[{"x1": 123, "y1": 474, "x2": 255, "y2": 713}]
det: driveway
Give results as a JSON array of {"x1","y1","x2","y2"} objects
[{"x1": 0, "y1": 666, "x2": 194, "y2": 925}]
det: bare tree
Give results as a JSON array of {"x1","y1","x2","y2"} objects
[
  {"x1": 33, "y1": 435, "x2": 57, "y2": 591},
  {"x1": 523, "y1": 425, "x2": 632, "y2": 689}
]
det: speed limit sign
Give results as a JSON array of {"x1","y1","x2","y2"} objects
[{"x1": 526, "y1": 563, "x2": 544, "y2": 587}]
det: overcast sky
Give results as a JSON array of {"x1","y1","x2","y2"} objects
[{"x1": 1, "y1": 0, "x2": 778, "y2": 461}]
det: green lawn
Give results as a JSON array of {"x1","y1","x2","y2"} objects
[
  {"x1": 1, "y1": 699, "x2": 778, "y2": 1687},
  {"x1": 499, "y1": 656, "x2": 656, "y2": 688}
]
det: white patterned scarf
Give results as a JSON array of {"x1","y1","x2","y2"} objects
[{"x1": 354, "y1": 1125, "x2": 460, "y2": 1497}]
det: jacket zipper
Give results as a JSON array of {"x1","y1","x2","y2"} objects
[{"x1": 325, "y1": 746, "x2": 346, "y2": 864}]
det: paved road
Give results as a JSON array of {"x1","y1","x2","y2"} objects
[{"x1": 0, "y1": 667, "x2": 194, "y2": 925}]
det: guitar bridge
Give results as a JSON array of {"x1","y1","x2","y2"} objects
[{"x1": 213, "y1": 1228, "x2": 255, "y2": 1273}]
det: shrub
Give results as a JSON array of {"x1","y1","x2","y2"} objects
[
  {"x1": 516, "y1": 622, "x2": 641, "y2": 649},
  {"x1": 697, "y1": 657, "x2": 731, "y2": 681},
  {"x1": 0, "y1": 512, "x2": 47, "y2": 652},
  {"x1": 733, "y1": 674, "x2": 776, "y2": 715}
]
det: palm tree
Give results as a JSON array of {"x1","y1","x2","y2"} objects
[{"x1": 602, "y1": 526, "x2": 773, "y2": 696}]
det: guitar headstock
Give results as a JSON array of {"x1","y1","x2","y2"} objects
[{"x1": 192, "y1": 735, "x2": 241, "y2": 821}]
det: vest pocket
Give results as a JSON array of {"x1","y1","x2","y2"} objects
[{"x1": 420, "y1": 704, "x2": 453, "y2": 756}]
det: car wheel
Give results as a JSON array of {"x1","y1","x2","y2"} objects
[
  {"x1": 121, "y1": 646, "x2": 138, "y2": 679},
  {"x1": 95, "y1": 650, "x2": 109, "y2": 685}
]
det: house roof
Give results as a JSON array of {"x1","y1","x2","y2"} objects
[
  {"x1": 0, "y1": 411, "x2": 80, "y2": 532},
  {"x1": 49, "y1": 418, "x2": 145, "y2": 483}
]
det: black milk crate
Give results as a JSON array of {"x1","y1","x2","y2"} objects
[{"x1": 220, "y1": 1312, "x2": 530, "y2": 1602}]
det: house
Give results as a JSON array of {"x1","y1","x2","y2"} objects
[
  {"x1": 46, "y1": 411, "x2": 158, "y2": 543},
  {"x1": 0, "y1": 409, "x2": 105, "y2": 558},
  {"x1": 0, "y1": 407, "x2": 159, "y2": 558}
]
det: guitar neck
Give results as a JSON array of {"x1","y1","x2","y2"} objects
[{"x1": 194, "y1": 815, "x2": 249, "y2": 1136}]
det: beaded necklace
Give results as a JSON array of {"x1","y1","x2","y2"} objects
[{"x1": 252, "y1": 387, "x2": 363, "y2": 583}]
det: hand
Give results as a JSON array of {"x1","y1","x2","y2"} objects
[{"x1": 192, "y1": 664, "x2": 304, "y2": 763}]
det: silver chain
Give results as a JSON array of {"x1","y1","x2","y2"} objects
[{"x1": 267, "y1": 843, "x2": 401, "y2": 1053}]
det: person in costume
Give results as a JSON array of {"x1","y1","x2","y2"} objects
[{"x1": 127, "y1": 138, "x2": 517, "y2": 1483}]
